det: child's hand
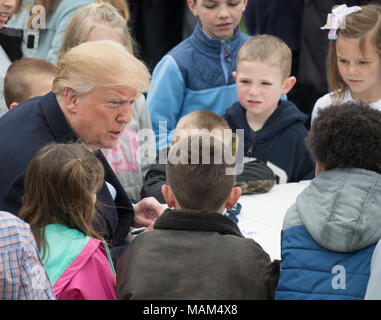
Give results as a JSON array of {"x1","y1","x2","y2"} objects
[{"x1": 132, "y1": 197, "x2": 165, "y2": 228}]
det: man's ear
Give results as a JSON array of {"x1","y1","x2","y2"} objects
[
  {"x1": 282, "y1": 76, "x2": 296, "y2": 95},
  {"x1": 225, "y1": 186, "x2": 241, "y2": 210},
  {"x1": 63, "y1": 88, "x2": 80, "y2": 114},
  {"x1": 162, "y1": 184, "x2": 176, "y2": 208}
]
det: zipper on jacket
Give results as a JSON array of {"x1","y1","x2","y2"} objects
[{"x1": 220, "y1": 42, "x2": 232, "y2": 83}]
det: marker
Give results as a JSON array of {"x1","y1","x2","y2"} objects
[{"x1": 131, "y1": 227, "x2": 146, "y2": 235}]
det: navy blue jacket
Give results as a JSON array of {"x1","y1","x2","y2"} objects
[
  {"x1": 224, "y1": 100, "x2": 315, "y2": 183},
  {"x1": 0, "y1": 92, "x2": 134, "y2": 263}
]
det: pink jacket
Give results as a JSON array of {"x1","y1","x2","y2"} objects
[{"x1": 53, "y1": 238, "x2": 116, "y2": 300}]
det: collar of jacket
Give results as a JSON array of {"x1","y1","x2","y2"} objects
[
  {"x1": 154, "y1": 208, "x2": 243, "y2": 237},
  {"x1": 190, "y1": 20, "x2": 242, "y2": 59},
  {"x1": 40, "y1": 92, "x2": 78, "y2": 143}
]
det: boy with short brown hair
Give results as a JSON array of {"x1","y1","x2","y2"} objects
[
  {"x1": 117, "y1": 132, "x2": 279, "y2": 300},
  {"x1": 4, "y1": 58, "x2": 56, "y2": 110}
]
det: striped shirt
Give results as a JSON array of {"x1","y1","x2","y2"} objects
[{"x1": 0, "y1": 211, "x2": 55, "y2": 300}]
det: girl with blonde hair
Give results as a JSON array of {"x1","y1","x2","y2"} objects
[{"x1": 311, "y1": 3, "x2": 381, "y2": 124}]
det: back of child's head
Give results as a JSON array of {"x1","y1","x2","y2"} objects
[
  {"x1": 166, "y1": 133, "x2": 236, "y2": 212},
  {"x1": 4, "y1": 58, "x2": 56, "y2": 108},
  {"x1": 173, "y1": 110, "x2": 236, "y2": 154},
  {"x1": 237, "y1": 34, "x2": 292, "y2": 80},
  {"x1": 19, "y1": 143, "x2": 105, "y2": 256},
  {"x1": 58, "y1": 1, "x2": 134, "y2": 60},
  {"x1": 176, "y1": 110, "x2": 229, "y2": 131},
  {"x1": 306, "y1": 101, "x2": 381, "y2": 174},
  {"x1": 327, "y1": 3, "x2": 381, "y2": 93}
]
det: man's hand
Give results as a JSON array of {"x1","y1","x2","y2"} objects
[{"x1": 132, "y1": 197, "x2": 165, "y2": 228}]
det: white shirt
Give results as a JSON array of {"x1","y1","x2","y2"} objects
[{"x1": 311, "y1": 89, "x2": 381, "y2": 125}]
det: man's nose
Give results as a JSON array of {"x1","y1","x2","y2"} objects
[{"x1": 117, "y1": 103, "x2": 133, "y2": 124}]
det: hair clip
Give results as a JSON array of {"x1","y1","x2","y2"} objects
[
  {"x1": 321, "y1": 4, "x2": 362, "y2": 40},
  {"x1": 78, "y1": 158, "x2": 82, "y2": 163}
]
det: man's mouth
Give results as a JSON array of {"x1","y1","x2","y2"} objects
[{"x1": 109, "y1": 130, "x2": 122, "y2": 138}]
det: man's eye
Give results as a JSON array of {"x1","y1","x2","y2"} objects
[{"x1": 108, "y1": 101, "x2": 121, "y2": 107}]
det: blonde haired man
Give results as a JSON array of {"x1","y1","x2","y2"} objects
[{"x1": 0, "y1": 40, "x2": 163, "y2": 264}]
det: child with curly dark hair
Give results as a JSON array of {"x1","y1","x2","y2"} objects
[{"x1": 275, "y1": 101, "x2": 381, "y2": 300}]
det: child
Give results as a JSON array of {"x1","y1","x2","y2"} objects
[
  {"x1": 18, "y1": 143, "x2": 117, "y2": 300},
  {"x1": 275, "y1": 102, "x2": 381, "y2": 300},
  {"x1": 142, "y1": 109, "x2": 276, "y2": 203},
  {"x1": 0, "y1": 210, "x2": 55, "y2": 300},
  {"x1": 116, "y1": 133, "x2": 279, "y2": 299},
  {"x1": 7, "y1": 0, "x2": 95, "y2": 63},
  {"x1": 311, "y1": 3, "x2": 381, "y2": 124},
  {"x1": 147, "y1": 0, "x2": 250, "y2": 151},
  {"x1": 59, "y1": 2, "x2": 155, "y2": 202},
  {"x1": 224, "y1": 34, "x2": 315, "y2": 183},
  {"x1": 3, "y1": 58, "x2": 55, "y2": 110}
]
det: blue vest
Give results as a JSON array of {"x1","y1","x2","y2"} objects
[{"x1": 275, "y1": 225, "x2": 376, "y2": 300}]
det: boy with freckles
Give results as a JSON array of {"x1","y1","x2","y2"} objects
[{"x1": 224, "y1": 35, "x2": 315, "y2": 184}]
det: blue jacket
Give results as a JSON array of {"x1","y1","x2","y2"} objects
[
  {"x1": 147, "y1": 21, "x2": 250, "y2": 150},
  {"x1": 224, "y1": 100, "x2": 315, "y2": 183},
  {"x1": 0, "y1": 92, "x2": 133, "y2": 264},
  {"x1": 275, "y1": 168, "x2": 381, "y2": 299}
]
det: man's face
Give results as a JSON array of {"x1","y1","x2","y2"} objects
[{"x1": 68, "y1": 86, "x2": 138, "y2": 149}]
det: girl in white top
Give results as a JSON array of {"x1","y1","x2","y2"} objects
[{"x1": 311, "y1": 4, "x2": 381, "y2": 125}]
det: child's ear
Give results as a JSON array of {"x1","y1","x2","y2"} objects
[
  {"x1": 225, "y1": 186, "x2": 241, "y2": 210},
  {"x1": 9, "y1": 102, "x2": 19, "y2": 110},
  {"x1": 162, "y1": 184, "x2": 176, "y2": 208},
  {"x1": 315, "y1": 161, "x2": 325, "y2": 176},
  {"x1": 187, "y1": 0, "x2": 198, "y2": 16},
  {"x1": 232, "y1": 71, "x2": 237, "y2": 83},
  {"x1": 242, "y1": 0, "x2": 248, "y2": 11},
  {"x1": 281, "y1": 76, "x2": 296, "y2": 95}
]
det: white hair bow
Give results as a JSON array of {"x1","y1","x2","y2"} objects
[{"x1": 321, "y1": 4, "x2": 362, "y2": 40}]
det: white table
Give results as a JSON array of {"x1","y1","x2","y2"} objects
[{"x1": 237, "y1": 181, "x2": 310, "y2": 261}]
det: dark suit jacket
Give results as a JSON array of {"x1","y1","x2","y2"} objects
[{"x1": 0, "y1": 92, "x2": 134, "y2": 263}]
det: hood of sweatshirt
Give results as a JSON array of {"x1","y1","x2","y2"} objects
[
  {"x1": 284, "y1": 168, "x2": 381, "y2": 252},
  {"x1": 224, "y1": 100, "x2": 308, "y2": 144}
]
